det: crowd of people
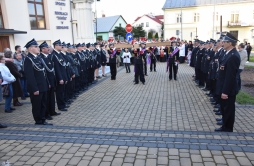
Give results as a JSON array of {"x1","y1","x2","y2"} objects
[
  {"x1": 0, "y1": 34, "x2": 251, "y2": 132},
  {"x1": 189, "y1": 32, "x2": 249, "y2": 132}
]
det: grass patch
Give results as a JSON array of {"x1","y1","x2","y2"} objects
[
  {"x1": 236, "y1": 91, "x2": 254, "y2": 105},
  {"x1": 244, "y1": 65, "x2": 254, "y2": 69},
  {"x1": 250, "y1": 56, "x2": 254, "y2": 62}
]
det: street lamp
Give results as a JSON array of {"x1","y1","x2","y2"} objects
[{"x1": 180, "y1": 0, "x2": 183, "y2": 40}]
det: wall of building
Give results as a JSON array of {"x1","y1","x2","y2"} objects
[
  {"x1": 164, "y1": 2, "x2": 254, "y2": 43},
  {"x1": 132, "y1": 16, "x2": 162, "y2": 37},
  {"x1": 94, "y1": 32, "x2": 108, "y2": 41},
  {"x1": 110, "y1": 17, "x2": 127, "y2": 31}
]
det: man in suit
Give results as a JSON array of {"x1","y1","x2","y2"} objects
[
  {"x1": 195, "y1": 41, "x2": 205, "y2": 87},
  {"x1": 134, "y1": 42, "x2": 146, "y2": 85},
  {"x1": 23, "y1": 39, "x2": 51, "y2": 125},
  {"x1": 166, "y1": 42, "x2": 179, "y2": 80},
  {"x1": 39, "y1": 41, "x2": 61, "y2": 120},
  {"x1": 215, "y1": 32, "x2": 240, "y2": 132},
  {"x1": 108, "y1": 44, "x2": 117, "y2": 80},
  {"x1": 51, "y1": 40, "x2": 68, "y2": 111}
]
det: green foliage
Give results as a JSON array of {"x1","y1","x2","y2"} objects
[
  {"x1": 132, "y1": 25, "x2": 146, "y2": 38},
  {"x1": 249, "y1": 56, "x2": 254, "y2": 62},
  {"x1": 244, "y1": 65, "x2": 254, "y2": 69},
  {"x1": 161, "y1": 23, "x2": 164, "y2": 38},
  {"x1": 113, "y1": 26, "x2": 126, "y2": 39},
  {"x1": 236, "y1": 91, "x2": 254, "y2": 105},
  {"x1": 148, "y1": 32, "x2": 153, "y2": 39},
  {"x1": 155, "y1": 33, "x2": 159, "y2": 39}
]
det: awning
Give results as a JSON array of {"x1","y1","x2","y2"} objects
[{"x1": 0, "y1": 29, "x2": 27, "y2": 34}]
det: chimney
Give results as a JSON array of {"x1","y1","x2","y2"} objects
[{"x1": 102, "y1": 14, "x2": 105, "y2": 17}]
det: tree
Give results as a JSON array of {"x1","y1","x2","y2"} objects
[
  {"x1": 155, "y1": 32, "x2": 159, "y2": 39},
  {"x1": 148, "y1": 29, "x2": 156, "y2": 35},
  {"x1": 148, "y1": 32, "x2": 153, "y2": 39},
  {"x1": 113, "y1": 26, "x2": 126, "y2": 39},
  {"x1": 132, "y1": 25, "x2": 146, "y2": 38}
]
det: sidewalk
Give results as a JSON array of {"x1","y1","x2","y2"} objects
[{"x1": 0, "y1": 63, "x2": 254, "y2": 166}]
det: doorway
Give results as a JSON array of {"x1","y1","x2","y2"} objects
[{"x1": 0, "y1": 36, "x2": 10, "y2": 52}]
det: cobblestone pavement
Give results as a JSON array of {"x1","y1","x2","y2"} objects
[{"x1": 0, "y1": 63, "x2": 254, "y2": 166}]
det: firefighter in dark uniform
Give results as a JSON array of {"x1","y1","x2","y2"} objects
[
  {"x1": 51, "y1": 40, "x2": 68, "y2": 111},
  {"x1": 76, "y1": 43, "x2": 87, "y2": 90},
  {"x1": 38, "y1": 41, "x2": 61, "y2": 120},
  {"x1": 166, "y1": 43, "x2": 179, "y2": 81},
  {"x1": 61, "y1": 42, "x2": 75, "y2": 105},
  {"x1": 134, "y1": 42, "x2": 146, "y2": 85},
  {"x1": 23, "y1": 39, "x2": 51, "y2": 125},
  {"x1": 88, "y1": 43, "x2": 96, "y2": 83},
  {"x1": 108, "y1": 44, "x2": 117, "y2": 80},
  {"x1": 67, "y1": 43, "x2": 78, "y2": 99},
  {"x1": 195, "y1": 41, "x2": 205, "y2": 87},
  {"x1": 215, "y1": 32, "x2": 240, "y2": 132},
  {"x1": 141, "y1": 42, "x2": 148, "y2": 76},
  {"x1": 149, "y1": 47, "x2": 157, "y2": 72}
]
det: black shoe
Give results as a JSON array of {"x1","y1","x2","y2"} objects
[
  {"x1": 174, "y1": 79, "x2": 177, "y2": 81},
  {"x1": 215, "y1": 112, "x2": 222, "y2": 115},
  {"x1": 142, "y1": 82, "x2": 146, "y2": 85},
  {"x1": 65, "y1": 105, "x2": 70, "y2": 108},
  {"x1": 46, "y1": 115, "x2": 53, "y2": 120},
  {"x1": 169, "y1": 79, "x2": 172, "y2": 81},
  {"x1": 216, "y1": 118, "x2": 222, "y2": 121},
  {"x1": 5, "y1": 110, "x2": 12, "y2": 113},
  {"x1": 202, "y1": 88, "x2": 208, "y2": 91},
  {"x1": 214, "y1": 104, "x2": 220, "y2": 108},
  {"x1": 154, "y1": 70, "x2": 156, "y2": 72},
  {"x1": 43, "y1": 122, "x2": 53, "y2": 125},
  {"x1": 214, "y1": 127, "x2": 225, "y2": 132},
  {"x1": 210, "y1": 99, "x2": 215, "y2": 102},
  {"x1": 59, "y1": 108, "x2": 68, "y2": 111},
  {"x1": 10, "y1": 107, "x2": 16, "y2": 111},
  {"x1": 52, "y1": 112, "x2": 61, "y2": 116},
  {"x1": 145, "y1": 74, "x2": 148, "y2": 76},
  {"x1": 21, "y1": 97, "x2": 26, "y2": 100},
  {"x1": 211, "y1": 102, "x2": 217, "y2": 105},
  {"x1": 134, "y1": 82, "x2": 139, "y2": 85},
  {"x1": 150, "y1": 70, "x2": 152, "y2": 72},
  {"x1": 216, "y1": 121, "x2": 223, "y2": 125},
  {"x1": 0, "y1": 124, "x2": 7, "y2": 128},
  {"x1": 213, "y1": 109, "x2": 219, "y2": 113}
]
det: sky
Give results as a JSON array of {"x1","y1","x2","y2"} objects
[{"x1": 92, "y1": 0, "x2": 166, "y2": 24}]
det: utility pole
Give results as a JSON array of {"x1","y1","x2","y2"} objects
[
  {"x1": 212, "y1": 0, "x2": 216, "y2": 39},
  {"x1": 220, "y1": 15, "x2": 222, "y2": 34},
  {"x1": 95, "y1": 0, "x2": 98, "y2": 41},
  {"x1": 180, "y1": 0, "x2": 183, "y2": 40}
]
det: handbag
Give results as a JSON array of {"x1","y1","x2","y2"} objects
[{"x1": 2, "y1": 84, "x2": 9, "y2": 97}]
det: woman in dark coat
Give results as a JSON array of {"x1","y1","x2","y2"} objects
[{"x1": 4, "y1": 51, "x2": 23, "y2": 106}]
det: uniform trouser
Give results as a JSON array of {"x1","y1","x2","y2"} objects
[
  {"x1": 109, "y1": 63, "x2": 117, "y2": 79},
  {"x1": 124, "y1": 63, "x2": 130, "y2": 73},
  {"x1": 30, "y1": 91, "x2": 47, "y2": 124},
  {"x1": 169, "y1": 63, "x2": 177, "y2": 80},
  {"x1": 143, "y1": 62, "x2": 147, "y2": 75},
  {"x1": 150, "y1": 60, "x2": 156, "y2": 71},
  {"x1": 210, "y1": 79, "x2": 217, "y2": 96},
  {"x1": 195, "y1": 67, "x2": 199, "y2": 80},
  {"x1": 135, "y1": 64, "x2": 145, "y2": 83},
  {"x1": 221, "y1": 95, "x2": 236, "y2": 132},
  {"x1": 56, "y1": 84, "x2": 66, "y2": 109},
  {"x1": 84, "y1": 71, "x2": 88, "y2": 86},
  {"x1": 203, "y1": 73, "x2": 210, "y2": 89},
  {"x1": 64, "y1": 80, "x2": 71, "y2": 102},
  {"x1": 80, "y1": 71, "x2": 85, "y2": 88},
  {"x1": 46, "y1": 87, "x2": 56, "y2": 116},
  {"x1": 88, "y1": 68, "x2": 95, "y2": 83},
  {"x1": 198, "y1": 69, "x2": 204, "y2": 86},
  {"x1": 75, "y1": 76, "x2": 80, "y2": 92},
  {"x1": 70, "y1": 78, "x2": 75, "y2": 97}
]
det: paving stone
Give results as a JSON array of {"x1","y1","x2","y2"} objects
[
  {"x1": 103, "y1": 156, "x2": 114, "y2": 162},
  {"x1": 214, "y1": 156, "x2": 226, "y2": 164},
  {"x1": 237, "y1": 157, "x2": 252, "y2": 166},
  {"x1": 226, "y1": 159, "x2": 240, "y2": 166},
  {"x1": 25, "y1": 157, "x2": 40, "y2": 165},
  {"x1": 204, "y1": 162, "x2": 216, "y2": 166},
  {"x1": 128, "y1": 147, "x2": 138, "y2": 153},
  {"x1": 68, "y1": 157, "x2": 82, "y2": 165},
  {"x1": 191, "y1": 155, "x2": 202, "y2": 162},
  {"x1": 55, "y1": 159, "x2": 69, "y2": 166},
  {"x1": 124, "y1": 157, "x2": 135, "y2": 163},
  {"x1": 180, "y1": 158, "x2": 192, "y2": 166},
  {"x1": 112, "y1": 158, "x2": 124, "y2": 166},
  {"x1": 99, "y1": 162, "x2": 111, "y2": 166},
  {"x1": 134, "y1": 159, "x2": 146, "y2": 166},
  {"x1": 158, "y1": 157, "x2": 168, "y2": 165},
  {"x1": 169, "y1": 149, "x2": 179, "y2": 156},
  {"x1": 169, "y1": 160, "x2": 180, "y2": 166}
]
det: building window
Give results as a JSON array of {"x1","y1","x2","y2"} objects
[
  {"x1": 177, "y1": 14, "x2": 182, "y2": 23},
  {"x1": 0, "y1": 5, "x2": 4, "y2": 29},
  {"x1": 28, "y1": 0, "x2": 46, "y2": 29},
  {"x1": 194, "y1": 13, "x2": 199, "y2": 22},
  {"x1": 141, "y1": 23, "x2": 144, "y2": 27},
  {"x1": 119, "y1": 23, "x2": 121, "y2": 27},
  {"x1": 146, "y1": 22, "x2": 149, "y2": 27},
  {"x1": 231, "y1": 11, "x2": 239, "y2": 23}
]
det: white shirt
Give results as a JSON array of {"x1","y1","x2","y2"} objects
[
  {"x1": 179, "y1": 44, "x2": 185, "y2": 57},
  {"x1": 41, "y1": 52, "x2": 48, "y2": 57},
  {"x1": 122, "y1": 52, "x2": 131, "y2": 63},
  {"x1": 0, "y1": 63, "x2": 16, "y2": 85}
]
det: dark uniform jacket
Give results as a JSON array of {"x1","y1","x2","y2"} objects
[
  {"x1": 67, "y1": 52, "x2": 79, "y2": 76},
  {"x1": 39, "y1": 53, "x2": 56, "y2": 88},
  {"x1": 216, "y1": 48, "x2": 240, "y2": 96},
  {"x1": 195, "y1": 48, "x2": 205, "y2": 70},
  {"x1": 24, "y1": 53, "x2": 48, "y2": 93},
  {"x1": 101, "y1": 49, "x2": 107, "y2": 65},
  {"x1": 190, "y1": 46, "x2": 199, "y2": 67},
  {"x1": 76, "y1": 51, "x2": 86, "y2": 71},
  {"x1": 108, "y1": 49, "x2": 117, "y2": 64},
  {"x1": 166, "y1": 47, "x2": 179, "y2": 64},
  {"x1": 70, "y1": 52, "x2": 80, "y2": 77},
  {"x1": 51, "y1": 50, "x2": 68, "y2": 82},
  {"x1": 61, "y1": 52, "x2": 75, "y2": 80}
]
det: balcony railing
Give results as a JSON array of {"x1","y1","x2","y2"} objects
[{"x1": 228, "y1": 21, "x2": 254, "y2": 27}]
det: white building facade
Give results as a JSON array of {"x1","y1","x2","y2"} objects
[
  {"x1": 132, "y1": 14, "x2": 163, "y2": 38},
  {"x1": 0, "y1": 0, "x2": 94, "y2": 51},
  {"x1": 163, "y1": 0, "x2": 254, "y2": 43}
]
